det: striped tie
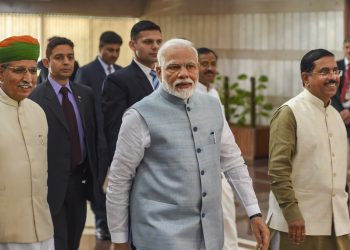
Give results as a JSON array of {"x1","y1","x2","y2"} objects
[{"x1": 150, "y1": 70, "x2": 159, "y2": 90}]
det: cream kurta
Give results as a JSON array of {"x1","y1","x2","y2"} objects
[
  {"x1": 0, "y1": 88, "x2": 53, "y2": 243},
  {"x1": 268, "y1": 89, "x2": 350, "y2": 236}
]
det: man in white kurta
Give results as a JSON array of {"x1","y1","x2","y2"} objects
[
  {"x1": 196, "y1": 47, "x2": 239, "y2": 250},
  {"x1": 107, "y1": 39, "x2": 270, "y2": 250},
  {"x1": 0, "y1": 36, "x2": 54, "y2": 250},
  {"x1": 268, "y1": 49, "x2": 350, "y2": 250}
]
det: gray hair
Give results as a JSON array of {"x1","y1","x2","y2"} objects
[{"x1": 157, "y1": 38, "x2": 198, "y2": 66}]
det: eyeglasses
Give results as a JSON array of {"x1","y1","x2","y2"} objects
[
  {"x1": 311, "y1": 69, "x2": 343, "y2": 77},
  {"x1": 165, "y1": 63, "x2": 198, "y2": 73},
  {"x1": 4, "y1": 66, "x2": 38, "y2": 75}
]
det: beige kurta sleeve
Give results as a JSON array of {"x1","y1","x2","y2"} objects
[{"x1": 269, "y1": 105, "x2": 303, "y2": 223}]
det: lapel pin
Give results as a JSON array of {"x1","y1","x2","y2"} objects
[{"x1": 77, "y1": 96, "x2": 82, "y2": 102}]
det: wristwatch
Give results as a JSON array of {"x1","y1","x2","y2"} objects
[{"x1": 249, "y1": 213, "x2": 262, "y2": 220}]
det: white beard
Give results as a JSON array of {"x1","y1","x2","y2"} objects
[{"x1": 161, "y1": 78, "x2": 197, "y2": 100}]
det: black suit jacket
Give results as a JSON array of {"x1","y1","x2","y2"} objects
[
  {"x1": 331, "y1": 59, "x2": 350, "y2": 137},
  {"x1": 29, "y1": 80, "x2": 99, "y2": 215},
  {"x1": 102, "y1": 60, "x2": 154, "y2": 164},
  {"x1": 74, "y1": 58, "x2": 122, "y2": 182}
]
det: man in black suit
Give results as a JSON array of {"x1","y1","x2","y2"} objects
[
  {"x1": 29, "y1": 37, "x2": 99, "y2": 250},
  {"x1": 102, "y1": 20, "x2": 162, "y2": 167},
  {"x1": 331, "y1": 36, "x2": 350, "y2": 138},
  {"x1": 74, "y1": 31, "x2": 123, "y2": 241}
]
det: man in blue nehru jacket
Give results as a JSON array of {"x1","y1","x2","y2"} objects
[{"x1": 106, "y1": 38, "x2": 269, "y2": 250}]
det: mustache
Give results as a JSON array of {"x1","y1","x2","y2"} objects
[
  {"x1": 204, "y1": 70, "x2": 215, "y2": 75},
  {"x1": 17, "y1": 81, "x2": 33, "y2": 89},
  {"x1": 173, "y1": 78, "x2": 195, "y2": 86},
  {"x1": 326, "y1": 79, "x2": 338, "y2": 85}
]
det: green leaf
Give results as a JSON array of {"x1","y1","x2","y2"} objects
[
  {"x1": 258, "y1": 75, "x2": 269, "y2": 82},
  {"x1": 262, "y1": 103, "x2": 274, "y2": 110},
  {"x1": 236, "y1": 89, "x2": 249, "y2": 96},
  {"x1": 258, "y1": 111, "x2": 269, "y2": 117},
  {"x1": 256, "y1": 84, "x2": 267, "y2": 90},
  {"x1": 255, "y1": 96, "x2": 264, "y2": 103},
  {"x1": 238, "y1": 74, "x2": 247, "y2": 80},
  {"x1": 231, "y1": 83, "x2": 239, "y2": 89}
]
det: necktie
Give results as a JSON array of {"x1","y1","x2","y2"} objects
[
  {"x1": 60, "y1": 87, "x2": 82, "y2": 168},
  {"x1": 340, "y1": 64, "x2": 350, "y2": 103},
  {"x1": 107, "y1": 65, "x2": 112, "y2": 75},
  {"x1": 150, "y1": 70, "x2": 159, "y2": 90}
]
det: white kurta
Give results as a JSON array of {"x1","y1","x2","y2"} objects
[{"x1": 0, "y1": 88, "x2": 54, "y2": 249}]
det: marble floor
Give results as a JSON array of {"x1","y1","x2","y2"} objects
[
  {"x1": 79, "y1": 158, "x2": 270, "y2": 250},
  {"x1": 79, "y1": 157, "x2": 350, "y2": 249}
]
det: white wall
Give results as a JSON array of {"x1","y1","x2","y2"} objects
[{"x1": 146, "y1": 7, "x2": 344, "y2": 103}]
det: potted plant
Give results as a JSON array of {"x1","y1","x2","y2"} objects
[{"x1": 217, "y1": 74, "x2": 273, "y2": 160}]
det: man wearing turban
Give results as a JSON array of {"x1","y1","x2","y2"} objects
[{"x1": 0, "y1": 35, "x2": 54, "y2": 249}]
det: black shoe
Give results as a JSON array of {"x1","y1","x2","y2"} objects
[{"x1": 95, "y1": 227, "x2": 111, "y2": 241}]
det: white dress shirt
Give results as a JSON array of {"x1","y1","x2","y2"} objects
[
  {"x1": 97, "y1": 56, "x2": 116, "y2": 75},
  {"x1": 106, "y1": 90, "x2": 261, "y2": 243}
]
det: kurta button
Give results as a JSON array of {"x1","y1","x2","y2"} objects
[
  {"x1": 333, "y1": 173, "x2": 336, "y2": 177},
  {"x1": 202, "y1": 192, "x2": 207, "y2": 197},
  {"x1": 200, "y1": 170, "x2": 205, "y2": 175},
  {"x1": 186, "y1": 107, "x2": 191, "y2": 111},
  {"x1": 201, "y1": 213, "x2": 205, "y2": 218},
  {"x1": 332, "y1": 192, "x2": 336, "y2": 197},
  {"x1": 197, "y1": 148, "x2": 201, "y2": 153},
  {"x1": 193, "y1": 127, "x2": 198, "y2": 132}
]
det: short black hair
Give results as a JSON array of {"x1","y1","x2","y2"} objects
[
  {"x1": 300, "y1": 49, "x2": 334, "y2": 74},
  {"x1": 130, "y1": 20, "x2": 161, "y2": 41},
  {"x1": 46, "y1": 37, "x2": 74, "y2": 58},
  {"x1": 197, "y1": 47, "x2": 218, "y2": 60},
  {"x1": 99, "y1": 31, "x2": 123, "y2": 48}
]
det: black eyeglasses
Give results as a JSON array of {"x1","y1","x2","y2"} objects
[{"x1": 5, "y1": 66, "x2": 38, "y2": 75}]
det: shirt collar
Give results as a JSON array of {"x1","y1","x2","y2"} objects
[
  {"x1": 133, "y1": 58, "x2": 154, "y2": 76},
  {"x1": 0, "y1": 87, "x2": 19, "y2": 107},
  {"x1": 48, "y1": 75, "x2": 71, "y2": 96},
  {"x1": 303, "y1": 88, "x2": 331, "y2": 109},
  {"x1": 196, "y1": 82, "x2": 208, "y2": 93},
  {"x1": 98, "y1": 56, "x2": 112, "y2": 72}
]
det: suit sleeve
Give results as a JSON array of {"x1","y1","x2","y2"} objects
[
  {"x1": 74, "y1": 68, "x2": 85, "y2": 85},
  {"x1": 102, "y1": 73, "x2": 129, "y2": 166}
]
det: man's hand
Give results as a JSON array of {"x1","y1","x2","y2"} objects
[
  {"x1": 340, "y1": 109, "x2": 350, "y2": 125},
  {"x1": 288, "y1": 218, "x2": 306, "y2": 245},
  {"x1": 250, "y1": 217, "x2": 270, "y2": 250},
  {"x1": 110, "y1": 243, "x2": 131, "y2": 250}
]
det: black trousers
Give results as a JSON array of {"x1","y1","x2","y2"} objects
[{"x1": 52, "y1": 168, "x2": 88, "y2": 250}]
